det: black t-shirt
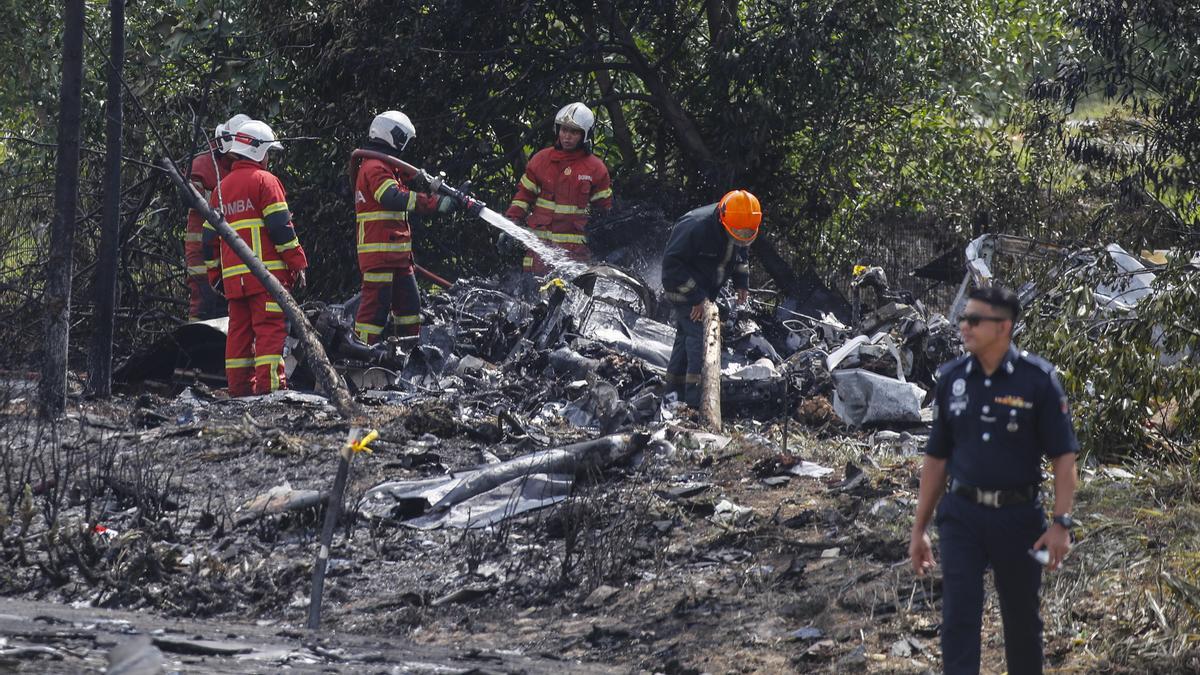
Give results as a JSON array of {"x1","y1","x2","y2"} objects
[{"x1": 926, "y1": 345, "x2": 1079, "y2": 489}]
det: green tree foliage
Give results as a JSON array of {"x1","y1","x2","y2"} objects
[
  {"x1": 1009, "y1": 0, "x2": 1200, "y2": 462},
  {"x1": 213, "y1": 0, "x2": 1077, "y2": 291},
  {"x1": 1021, "y1": 254, "x2": 1200, "y2": 461},
  {"x1": 1034, "y1": 0, "x2": 1200, "y2": 236},
  {"x1": 3, "y1": 0, "x2": 1197, "y2": 459}
]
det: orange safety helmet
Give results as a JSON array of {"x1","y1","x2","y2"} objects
[{"x1": 718, "y1": 190, "x2": 762, "y2": 246}]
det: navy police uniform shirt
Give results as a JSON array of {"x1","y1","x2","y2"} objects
[{"x1": 926, "y1": 344, "x2": 1079, "y2": 489}]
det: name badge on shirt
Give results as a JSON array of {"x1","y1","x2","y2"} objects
[{"x1": 949, "y1": 378, "x2": 968, "y2": 416}]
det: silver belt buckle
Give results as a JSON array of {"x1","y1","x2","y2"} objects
[{"x1": 977, "y1": 488, "x2": 1000, "y2": 508}]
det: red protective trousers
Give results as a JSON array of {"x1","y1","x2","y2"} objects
[
  {"x1": 224, "y1": 292, "x2": 288, "y2": 396},
  {"x1": 186, "y1": 147, "x2": 229, "y2": 321},
  {"x1": 185, "y1": 218, "x2": 210, "y2": 321},
  {"x1": 355, "y1": 269, "x2": 420, "y2": 344}
]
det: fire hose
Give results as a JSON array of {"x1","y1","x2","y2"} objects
[{"x1": 350, "y1": 148, "x2": 487, "y2": 289}]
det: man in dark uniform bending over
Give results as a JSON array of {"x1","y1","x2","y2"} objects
[{"x1": 909, "y1": 285, "x2": 1078, "y2": 675}]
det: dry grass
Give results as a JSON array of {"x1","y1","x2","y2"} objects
[{"x1": 1039, "y1": 462, "x2": 1200, "y2": 671}]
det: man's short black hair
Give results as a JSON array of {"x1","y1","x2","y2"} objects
[{"x1": 968, "y1": 285, "x2": 1021, "y2": 321}]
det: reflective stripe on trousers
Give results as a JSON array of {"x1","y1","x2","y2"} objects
[
  {"x1": 356, "y1": 268, "x2": 421, "y2": 344},
  {"x1": 225, "y1": 292, "x2": 289, "y2": 397}
]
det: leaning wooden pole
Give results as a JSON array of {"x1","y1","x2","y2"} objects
[
  {"x1": 157, "y1": 157, "x2": 360, "y2": 420},
  {"x1": 699, "y1": 300, "x2": 722, "y2": 430},
  {"x1": 308, "y1": 427, "x2": 376, "y2": 630}
]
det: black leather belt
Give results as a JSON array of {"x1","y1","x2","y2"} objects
[{"x1": 948, "y1": 478, "x2": 1038, "y2": 508}]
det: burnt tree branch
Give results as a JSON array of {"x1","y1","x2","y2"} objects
[{"x1": 596, "y1": 0, "x2": 726, "y2": 182}]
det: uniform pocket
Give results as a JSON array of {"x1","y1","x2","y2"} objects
[{"x1": 573, "y1": 177, "x2": 593, "y2": 205}]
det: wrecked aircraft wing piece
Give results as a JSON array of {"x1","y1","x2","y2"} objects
[
  {"x1": 827, "y1": 332, "x2": 926, "y2": 426},
  {"x1": 1095, "y1": 244, "x2": 1158, "y2": 311},
  {"x1": 406, "y1": 473, "x2": 574, "y2": 529},
  {"x1": 360, "y1": 432, "x2": 649, "y2": 528},
  {"x1": 578, "y1": 299, "x2": 676, "y2": 370}
]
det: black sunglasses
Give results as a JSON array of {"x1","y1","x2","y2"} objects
[{"x1": 958, "y1": 314, "x2": 1008, "y2": 327}]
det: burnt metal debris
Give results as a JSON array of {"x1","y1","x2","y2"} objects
[
  {"x1": 118, "y1": 258, "x2": 966, "y2": 437},
  {"x1": 106, "y1": 257, "x2": 969, "y2": 537},
  {"x1": 8, "y1": 234, "x2": 1194, "y2": 671}
]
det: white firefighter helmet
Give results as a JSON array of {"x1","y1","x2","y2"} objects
[
  {"x1": 554, "y1": 102, "x2": 595, "y2": 141},
  {"x1": 229, "y1": 120, "x2": 283, "y2": 163},
  {"x1": 368, "y1": 111, "x2": 416, "y2": 152},
  {"x1": 214, "y1": 113, "x2": 251, "y2": 154}
]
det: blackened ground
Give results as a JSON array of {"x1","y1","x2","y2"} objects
[{"x1": 0, "y1": 386, "x2": 1196, "y2": 673}]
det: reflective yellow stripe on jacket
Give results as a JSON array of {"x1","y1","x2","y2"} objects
[
  {"x1": 528, "y1": 227, "x2": 586, "y2": 244},
  {"x1": 222, "y1": 260, "x2": 289, "y2": 279},
  {"x1": 357, "y1": 242, "x2": 413, "y2": 254},
  {"x1": 373, "y1": 179, "x2": 399, "y2": 204},
  {"x1": 533, "y1": 198, "x2": 588, "y2": 215},
  {"x1": 221, "y1": 217, "x2": 277, "y2": 279},
  {"x1": 356, "y1": 209, "x2": 415, "y2": 255}
]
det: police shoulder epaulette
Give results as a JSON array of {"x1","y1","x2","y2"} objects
[
  {"x1": 936, "y1": 353, "x2": 971, "y2": 379},
  {"x1": 1015, "y1": 349, "x2": 1056, "y2": 375}
]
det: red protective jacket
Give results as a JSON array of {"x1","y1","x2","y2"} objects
[
  {"x1": 505, "y1": 147, "x2": 612, "y2": 272},
  {"x1": 186, "y1": 147, "x2": 231, "y2": 278},
  {"x1": 204, "y1": 160, "x2": 307, "y2": 299},
  {"x1": 353, "y1": 157, "x2": 440, "y2": 273}
]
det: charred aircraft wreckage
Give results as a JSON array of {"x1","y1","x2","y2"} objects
[
  {"x1": 119, "y1": 259, "x2": 963, "y2": 505},
  {"x1": 117, "y1": 208, "x2": 1193, "y2": 535}
]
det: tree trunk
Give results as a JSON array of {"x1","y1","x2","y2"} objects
[
  {"x1": 596, "y1": 0, "x2": 725, "y2": 182},
  {"x1": 580, "y1": 14, "x2": 639, "y2": 173},
  {"x1": 699, "y1": 301, "x2": 722, "y2": 430},
  {"x1": 87, "y1": 0, "x2": 125, "y2": 399},
  {"x1": 158, "y1": 158, "x2": 360, "y2": 421},
  {"x1": 593, "y1": 69, "x2": 639, "y2": 172},
  {"x1": 751, "y1": 235, "x2": 804, "y2": 297},
  {"x1": 705, "y1": 0, "x2": 736, "y2": 121},
  {"x1": 39, "y1": 0, "x2": 86, "y2": 419}
]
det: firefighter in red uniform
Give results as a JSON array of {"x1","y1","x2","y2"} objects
[
  {"x1": 505, "y1": 102, "x2": 613, "y2": 273},
  {"x1": 201, "y1": 120, "x2": 308, "y2": 397},
  {"x1": 185, "y1": 113, "x2": 248, "y2": 321},
  {"x1": 351, "y1": 111, "x2": 464, "y2": 344}
]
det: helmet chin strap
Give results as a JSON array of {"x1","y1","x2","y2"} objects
[{"x1": 389, "y1": 126, "x2": 411, "y2": 153}]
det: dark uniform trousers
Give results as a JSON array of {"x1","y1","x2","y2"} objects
[
  {"x1": 666, "y1": 303, "x2": 703, "y2": 407},
  {"x1": 938, "y1": 492, "x2": 1046, "y2": 675}
]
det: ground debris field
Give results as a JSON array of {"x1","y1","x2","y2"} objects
[
  {"x1": 3, "y1": 262, "x2": 1200, "y2": 674},
  {"x1": 1, "y1": 383, "x2": 1199, "y2": 674}
]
